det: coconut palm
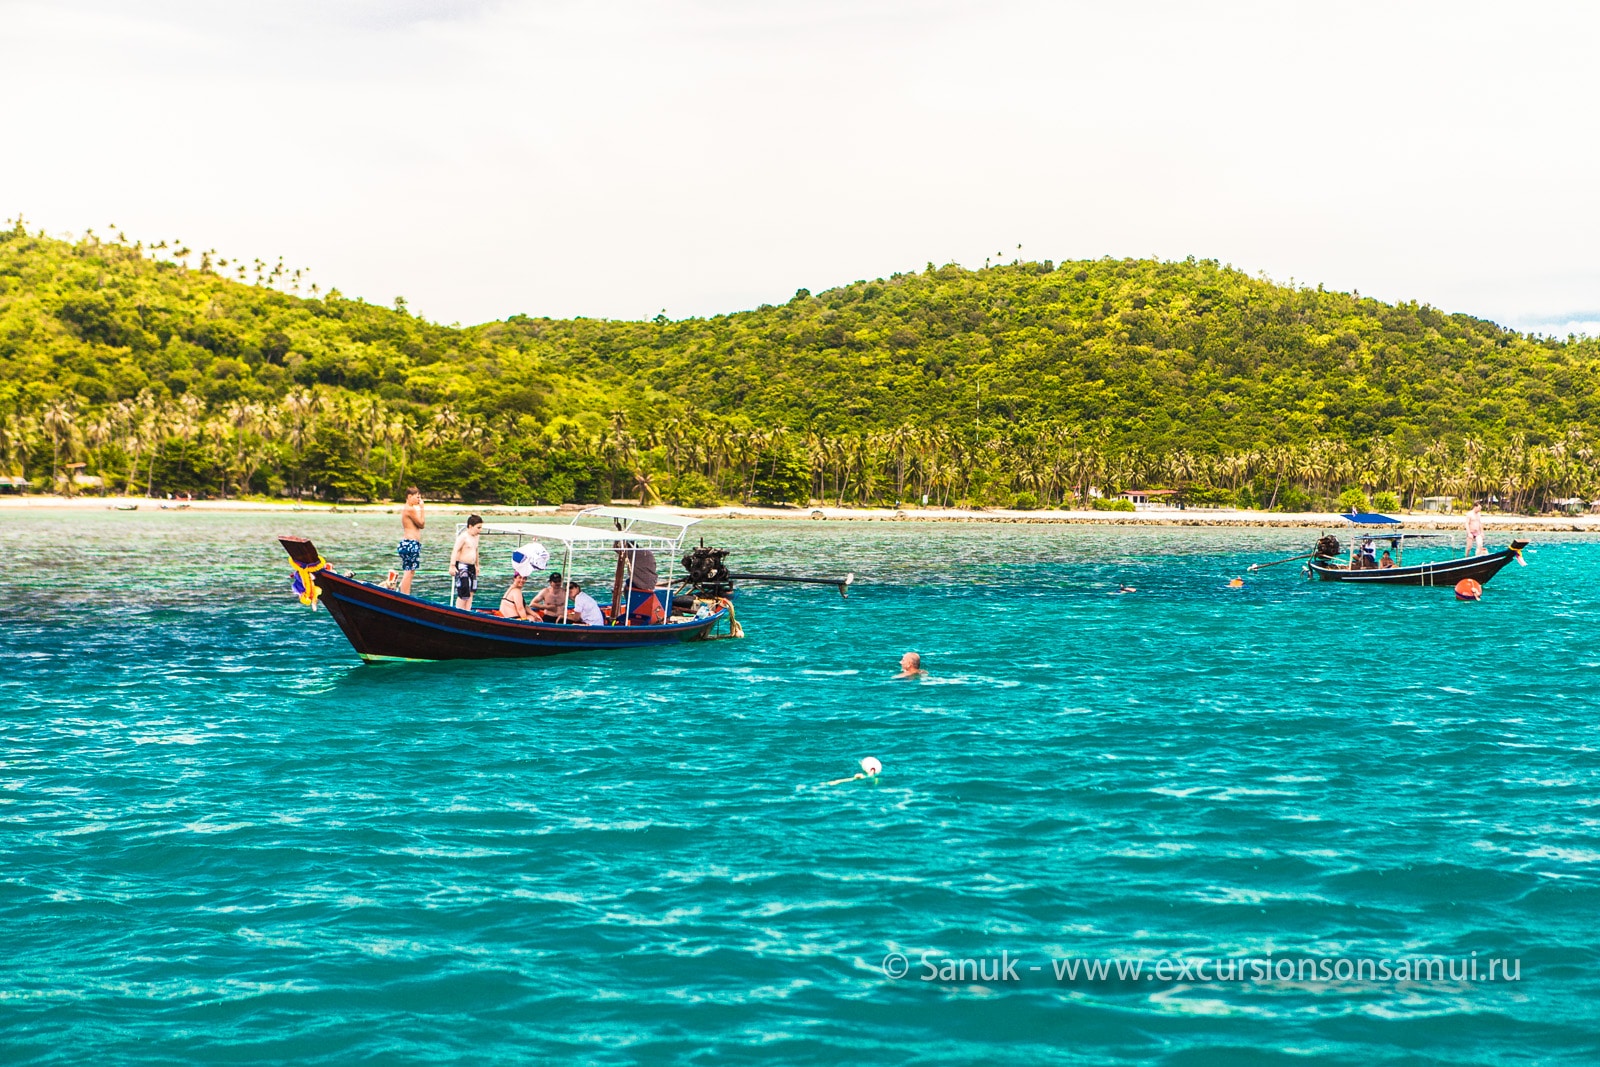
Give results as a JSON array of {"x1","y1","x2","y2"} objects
[
  {"x1": 633, "y1": 468, "x2": 660, "y2": 506},
  {"x1": 41, "y1": 399, "x2": 78, "y2": 487}
]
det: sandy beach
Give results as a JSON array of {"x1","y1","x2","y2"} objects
[{"x1": 3, "y1": 494, "x2": 1596, "y2": 531}]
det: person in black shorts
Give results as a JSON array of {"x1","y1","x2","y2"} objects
[{"x1": 449, "y1": 514, "x2": 483, "y2": 610}]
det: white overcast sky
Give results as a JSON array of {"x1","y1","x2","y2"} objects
[{"x1": 3, "y1": 0, "x2": 1597, "y2": 334}]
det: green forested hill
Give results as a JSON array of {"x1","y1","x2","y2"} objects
[
  {"x1": 502, "y1": 259, "x2": 1600, "y2": 450},
  {"x1": 3, "y1": 220, "x2": 1598, "y2": 510}
]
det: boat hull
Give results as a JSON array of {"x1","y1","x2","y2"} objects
[
  {"x1": 282, "y1": 537, "x2": 725, "y2": 662},
  {"x1": 1308, "y1": 541, "x2": 1528, "y2": 586}
]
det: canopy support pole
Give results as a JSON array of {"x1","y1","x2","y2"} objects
[{"x1": 561, "y1": 543, "x2": 572, "y2": 625}]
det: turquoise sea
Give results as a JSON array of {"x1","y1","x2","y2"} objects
[{"x1": 3, "y1": 509, "x2": 1599, "y2": 1065}]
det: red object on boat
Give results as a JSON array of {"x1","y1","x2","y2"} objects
[{"x1": 1454, "y1": 578, "x2": 1483, "y2": 601}]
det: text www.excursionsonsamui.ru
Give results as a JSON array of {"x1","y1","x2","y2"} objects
[{"x1": 879, "y1": 952, "x2": 1522, "y2": 984}]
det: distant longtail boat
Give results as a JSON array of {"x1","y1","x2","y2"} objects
[{"x1": 1304, "y1": 513, "x2": 1529, "y2": 586}]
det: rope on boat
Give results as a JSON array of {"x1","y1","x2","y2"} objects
[
  {"x1": 719, "y1": 597, "x2": 744, "y2": 638},
  {"x1": 700, "y1": 596, "x2": 745, "y2": 639},
  {"x1": 289, "y1": 554, "x2": 330, "y2": 610}
]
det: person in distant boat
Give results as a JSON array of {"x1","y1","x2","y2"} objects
[
  {"x1": 894, "y1": 651, "x2": 927, "y2": 679},
  {"x1": 450, "y1": 514, "x2": 483, "y2": 610},
  {"x1": 1379, "y1": 550, "x2": 1396, "y2": 569},
  {"x1": 565, "y1": 580, "x2": 605, "y2": 626},
  {"x1": 398, "y1": 486, "x2": 425, "y2": 594},
  {"x1": 1357, "y1": 538, "x2": 1377, "y2": 569},
  {"x1": 500, "y1": 570, "x2": 531, "y2": 620},
  {"x1": 1465, "y1": 503, "x2": 1486, "y2": 557},
  {"x1": 530, "y1": 572, "x2": 566, "y2": 622}
]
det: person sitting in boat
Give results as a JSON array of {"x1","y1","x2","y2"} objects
[
  {"x1": 530, "y1": 572, "x2": 566, "y2": 622},
  {"x1": 564, "y1": 580, "x2": 606, "y2": 626},
  {"x1": 499, "y1": 571, "x2": 531, "y2": 619},
  {"x1": 1379, "y1": 550, "x2": 1396, "y2": 569},
  {"x1": 615, "y1": 540, "x2": 664, "y2": 623},
  {"x1": 1357, "y1": 538, "x2": 1378, "y2": 570}
]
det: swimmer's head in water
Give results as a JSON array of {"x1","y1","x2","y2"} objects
[{"x1": 900, "y1": 651, "x2": 921, "y2": 672}]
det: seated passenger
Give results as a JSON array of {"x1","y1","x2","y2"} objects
[
  {"x1": 529, "y1": 572, "x2": 565, "y2": 622},
  {"x1": 1357, "y1": 540, "x2": 1377, "y2": 569},
  {"x1": 500, "y1": 569, "x2": 532, "y2": 619},
  {"x1": 564, "y1": 580, "x2": 606, "y2": 626},
  {"x1": 1379, "y1": 550, "x2": 1396, "y2": 569}
]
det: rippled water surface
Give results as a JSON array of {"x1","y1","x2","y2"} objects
[{"x1": 4, "y1": 510, "x2": 1600, "y2": 1065}]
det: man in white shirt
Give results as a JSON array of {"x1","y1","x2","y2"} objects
[{"x1": 565, "y1": 580, "x2": 605, "y2": 626}]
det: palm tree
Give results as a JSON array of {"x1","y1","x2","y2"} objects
[
  {"x1": 0, "y1": 409, "x2": 24, "y2": 475},
  {"x1": 41, "y1": 399, "x2": 77, "y2": 488},
  {"x1": 142, "y1": 396, "x2": 171, "y2": 497},
  {"x1": 888, "y1": 425, "x2": 914, "y2": 503},
  {"x1": 423, "y1": 405, "x2": 458, "y2": 450},
  {"x1": 633, "y1": 468, "x2": 659, "y2": 506}
]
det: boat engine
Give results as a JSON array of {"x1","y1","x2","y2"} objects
[
  {"x1": 1314, "y1": 535, "x2": 1341, "y2": 558},
  {"x1": 680, "y1": 543, "x2": 734, "y2": 599}
]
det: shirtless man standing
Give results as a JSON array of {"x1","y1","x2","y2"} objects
[
  {"x1": 450, "y1": 514, "x2": 483, "y2": 610},
  {"x1": 398, "y1": 487, "x2": 425, "y2": 595},
  {"x1": 1465, "y1": 503, "x2": 1486, "y2": 557}
]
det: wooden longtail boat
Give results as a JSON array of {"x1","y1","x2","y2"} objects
[
  {"x1": 1302, "y1": 515, "x2": 1529, "y2": 586},
  {"x1": 280, "y1": 507, "x2": 732, "y2": 663},
  {"x1": 1307, "y1": 541, "x2": 1529, "y2": 585}
]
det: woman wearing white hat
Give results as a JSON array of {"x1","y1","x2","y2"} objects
[{"x1": 499, "y1": 543, "x2": 548, "y2": 620}]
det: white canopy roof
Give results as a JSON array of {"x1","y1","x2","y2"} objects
[
  {"x1": 573, "y1": 506, "x2": 699, "y2": 531},
  {"x1": 477, "y1": 522, "x2": 681, "y2": 548}
]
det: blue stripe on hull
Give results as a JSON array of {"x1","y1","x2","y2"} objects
[
  {"x1": 337, "y1": 593, "x2": 722, "y2": 649},
  {"x1": 311, "y1": 573, "x2": 724, "y2": 661}
]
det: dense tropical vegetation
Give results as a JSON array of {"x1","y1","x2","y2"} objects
[{"x1": 4, "y1": 218, "x2": 1600, "y2": 511}]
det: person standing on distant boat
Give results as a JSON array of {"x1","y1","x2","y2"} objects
[
  {"x1": 450, "y1": 514, "x2": 483, "y2": 610},
  {"x1": 398, "y1": 486, "x2": 425, "y2": 595},
  {"x1": 1465, "y1": 503, "x2": 1486, "y2": 557}
]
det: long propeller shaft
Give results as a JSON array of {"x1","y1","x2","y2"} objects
[
  {"x1": 726, "y1": 572, "x2": 855, "y2": 597},
  {"x1": 1247, "y1": 551, "x2": 1318, "y2": 572}
]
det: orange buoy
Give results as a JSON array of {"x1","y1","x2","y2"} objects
[
  {"x1": 1454, "y1": 578, "x2": 1483, "y2": 601},
  {"x1": 1228, "y1": 578, "x2": 1244, "y2": 589}
]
